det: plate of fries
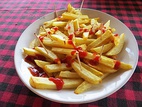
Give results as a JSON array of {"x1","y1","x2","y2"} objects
[{"x1": 14, "y1": 4, "x2": 138, "y2": 104}]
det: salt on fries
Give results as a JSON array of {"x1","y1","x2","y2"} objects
[{"x1": 23, "y1": 4, "x2": 132, "y2": 94}]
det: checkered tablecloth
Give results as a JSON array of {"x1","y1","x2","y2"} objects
[{"x1": 0, "y1": 0, "x2": 142, "y2": 106}]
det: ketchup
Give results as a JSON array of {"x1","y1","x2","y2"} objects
[
  {"x1": 28, "y1": 66, "x2": 47, "y2": 77},
  {"x1": 68, "y1": 34, "x2": 74, "y2": 40},
  {"x1": 75, "y1": 47, "x2": 87, "y2": 58},
  {"x1": 78, "y1": 50, "x2": 87, "y2": 58},
  {"x1": 89, "y1": 56, "x2": 100, "y2": 65},
  {"x1": 94, "y1": 55, "x2": 100, "y2": 64},
  {"x1": 114, "y1": 60, "x2": 120, "y2": 69},
  {"x1": 24, "y1": 55, "x2": 46, "y2": 65},
  {"x1": 79, "y1": 28, "x2": 83, "y2": 32},
  {"x1": 52, "y1": 27, "x2": 58, "y2": 32},
  {"x1": 89, "y1": 53, "x2": 100, "y2": 65},
  {"x1": 114, "y1": 34, "x2": 118, "y2": 37},
  {"x1": 67, "y1": 26, "x2": 71, "y2": 30},
  {"x1": 71, "y1": 50, "x2": 76, "y2": 55},
  {"x1": 89, "y1": 29, "x2": 95, "y2": 35},
  {"x1": 49, "y1": 77, "x2": 64, "y2": 90},
  {"x1": 68, "y1": 34, "x2": 76, "y2": 48},
  {"x1": 61, "y1": 56, "x2": 74, "y2": 67},
  {"x1": 68, "y1": 40, "x2": 75, "y2": 47},
  {"x1": 39, "y1": 36, "x2": 44, "y2": 42},
  {"x1": 54, "y1": 58, "x2": 61, "y2": 64}
]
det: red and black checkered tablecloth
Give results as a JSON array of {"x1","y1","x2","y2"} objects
[{"x1": 0, "y1": 0, "x2": 142, "y2": 106}]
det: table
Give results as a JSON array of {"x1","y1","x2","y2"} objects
[{"x1": 0, "y1": 0, "x2": 142, "y2": 106}]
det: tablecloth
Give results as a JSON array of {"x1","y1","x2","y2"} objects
[{"x1": 0, "y1": 0, "x2": 142, "y2": 107}]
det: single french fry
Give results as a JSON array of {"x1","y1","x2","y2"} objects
[
  {"x1": 87, "y1": 30, "x2": 112, "y2": 50},
  {"x1": 52, "y1": 45, "x2": 86, "y2": 56},
  {"x1": 106, "y1": 33, "x2": 125, "y2": 56},
  {"x1": 43, "y1": 18, "x2": 57, "y2": 28},
  {"x1": 30, "y1": 76, "x2": 83, "y2": 89},
  {"x1": 62, "y1": 12, "x2": 89, "y2": 20},
  {"x1": 35, "y1": 47, "x2": 60, "y2": 64},
  {"x1": 74, "y1": 81, "x2": 93, "y2": 94},
  {"x1": 44, "y1": 63, "x2": 72, "y2": 73},
  {"x1": 67, "y1": 3, "x2": 73, "y2": 12},
  {"x1": 104, "y1": 20, "x2": 110, "y2": 29},
  {"x1": 65, "y1": 20, "x2": 74, "y2": 34},
  {"x1": 59, "y1": 71, "x2": 81, "y2": 79},
  {"x1": 52, "y1": 47, "x2": 74, "y2": 55},
  {"x1": 86, "y1": 61, "x2": 117, "y2": 73},
  {"x1": 55, "y1": 30, "x2": 68, "y2": 39},
  {"x1": 73, "y1": 19, "x2": 80, "y2": 31},
  {"x1": 74, "y1": 73, "x2": 109, "y2": 94},
  {"x1": 120, "y1": 62, "x2": 132, "y2": 70},
  {"x1": 75, "y1": 37, "x2": 95, "y2": 45},
  {"x1": 39, "y1": 32, "x2": 47, "y2": 36},
  {"x1": 90, "y1": 42, "x2": 114, "y2": 54},
  {"x1": 50, "y1": 34, "x2": 66, "y2": 44},
  {"x1": 95, "y1": 30, "x2": 103, "y2": 37},
  {"x1": 72, "y1": 61, "x2": 102, "y2": 84},
  {"x1": 23, "y1": 48, "x2": 41, "y2": 56},
  {"x1": 29, "y1": 39, "x2": 40, "y2": 48},
  {"x1": 90, "y1": 18, "x2": 98, "y2": 25},
  {"x1": 52, "y1": 21, "x2": 67, "y2": 27},
  {"x1": 34, "y1": 60, "x2": 50, "y2": 68},
  {"x1": 39, "y1": 26, "x2": 46, "y2": 34},
  {"x1": 78, "y1": 44, "x2": 87, "y2": 51},
  {"x1": 67, "y1": 3, "x2": 82, "y2": 15},
  {"x1": 78, "y1": 18, "x2": 90, "y2": 24},
  {"x1": 43, "y1": 38, "x2": 74, "y2": 48},
  {"x1": 81, "y1": 62, "x2": 103, "y2": 77}
]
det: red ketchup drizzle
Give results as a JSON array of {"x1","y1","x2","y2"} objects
[
  {"x1": 39, "y1": 36, "x2": 44, "y2": 42},
  {"x1": 24, "y1": 55, "x2": 46, "y2": 65},
  {"x1": 89, "y1": 56, "x2": 100, "y2": 65},
  {"x1": 114, "y1": 34, "x2": 118, "y2": 37},
  {"x1": 101, "y1": 28, "x2": 106, "y2": 33},
  {"x1": 93, "y1": 55, "x2": 100, "y2": 64},
  {"x1": 68, "y1": 34, "x2": 75, "y2": 48},
  {"x1": 71, "y1": 50, "x2": 76, "y2": 56},
  {"x1": 68, "y1": 26, "x2": 71, "y2": 30},
  {"x1": 52, "y1": 27, "x2": 58, "y2": 32},
  {"x1": 78, "y1": 50, "x2": 87, "y2": 58},
  {"x1": 71, "y1": 47, "x2": 87, "y2": 58},
  {"x1": 49, "y1": 77, "x2": 64, "y2": 90},
  {"x1": 114, "y1": 60, "x2": 121, "y2": 69},
  {"x1": 28, "y1": 66, "x2": 47, "y2": 77},
  {"x1": 89, "y1": 29, "x2": 94, "y2": 35},
  {"x1": 47, "y1": 31, "x2": 51, "y2": 35},
  {"x1": 84, "y1": 28, "x2": 89, "y2": 32},
  {"x1": 62, "y1": 56, "x2": 74, "y2": 67},
  {"x1": 89, "y1": 53, "x2": 100, "y2": 65},
  {"x1": 79, "y1": 28, "x2": 83, "y2": 32},
  {"x1": 68, "y1": 34, "x2": 74, "y2": 40},
  {"x1": 68, "y1": 34, "x2": 88, "y2": 59},
  {"x1": 54, "y1": 58, "x2": 60, "y2": 64},
  {"x1": 75, "y1": 47, "x2": 87, "y2": 58}
]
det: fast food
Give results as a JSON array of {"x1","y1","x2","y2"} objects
[{"x1": 23, "y1": 4, "x2": 132, "y2": 94}]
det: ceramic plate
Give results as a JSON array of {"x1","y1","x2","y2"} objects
[{"x1": 14, "y1": 9, "x2": 138, "y2": 104}]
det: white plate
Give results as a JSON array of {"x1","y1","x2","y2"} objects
[{"x1": 14, "y1": 9, "x2": 139, "y2": 104}]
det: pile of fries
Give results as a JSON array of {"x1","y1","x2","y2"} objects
[{"x1": 23, "y1": 4, "x2": 132, "y2": 94}]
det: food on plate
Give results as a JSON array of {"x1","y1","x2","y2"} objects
[{"x1": 23, "y1": 4, "x2": 132, "y2": 94}]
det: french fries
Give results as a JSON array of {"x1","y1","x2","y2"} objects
[
  {"x1": 23, "y1": 4, "x2": 132, "y2": 94},
  {"x1": 30, "y1": 76, "x2": 83, "y2": 89}
]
